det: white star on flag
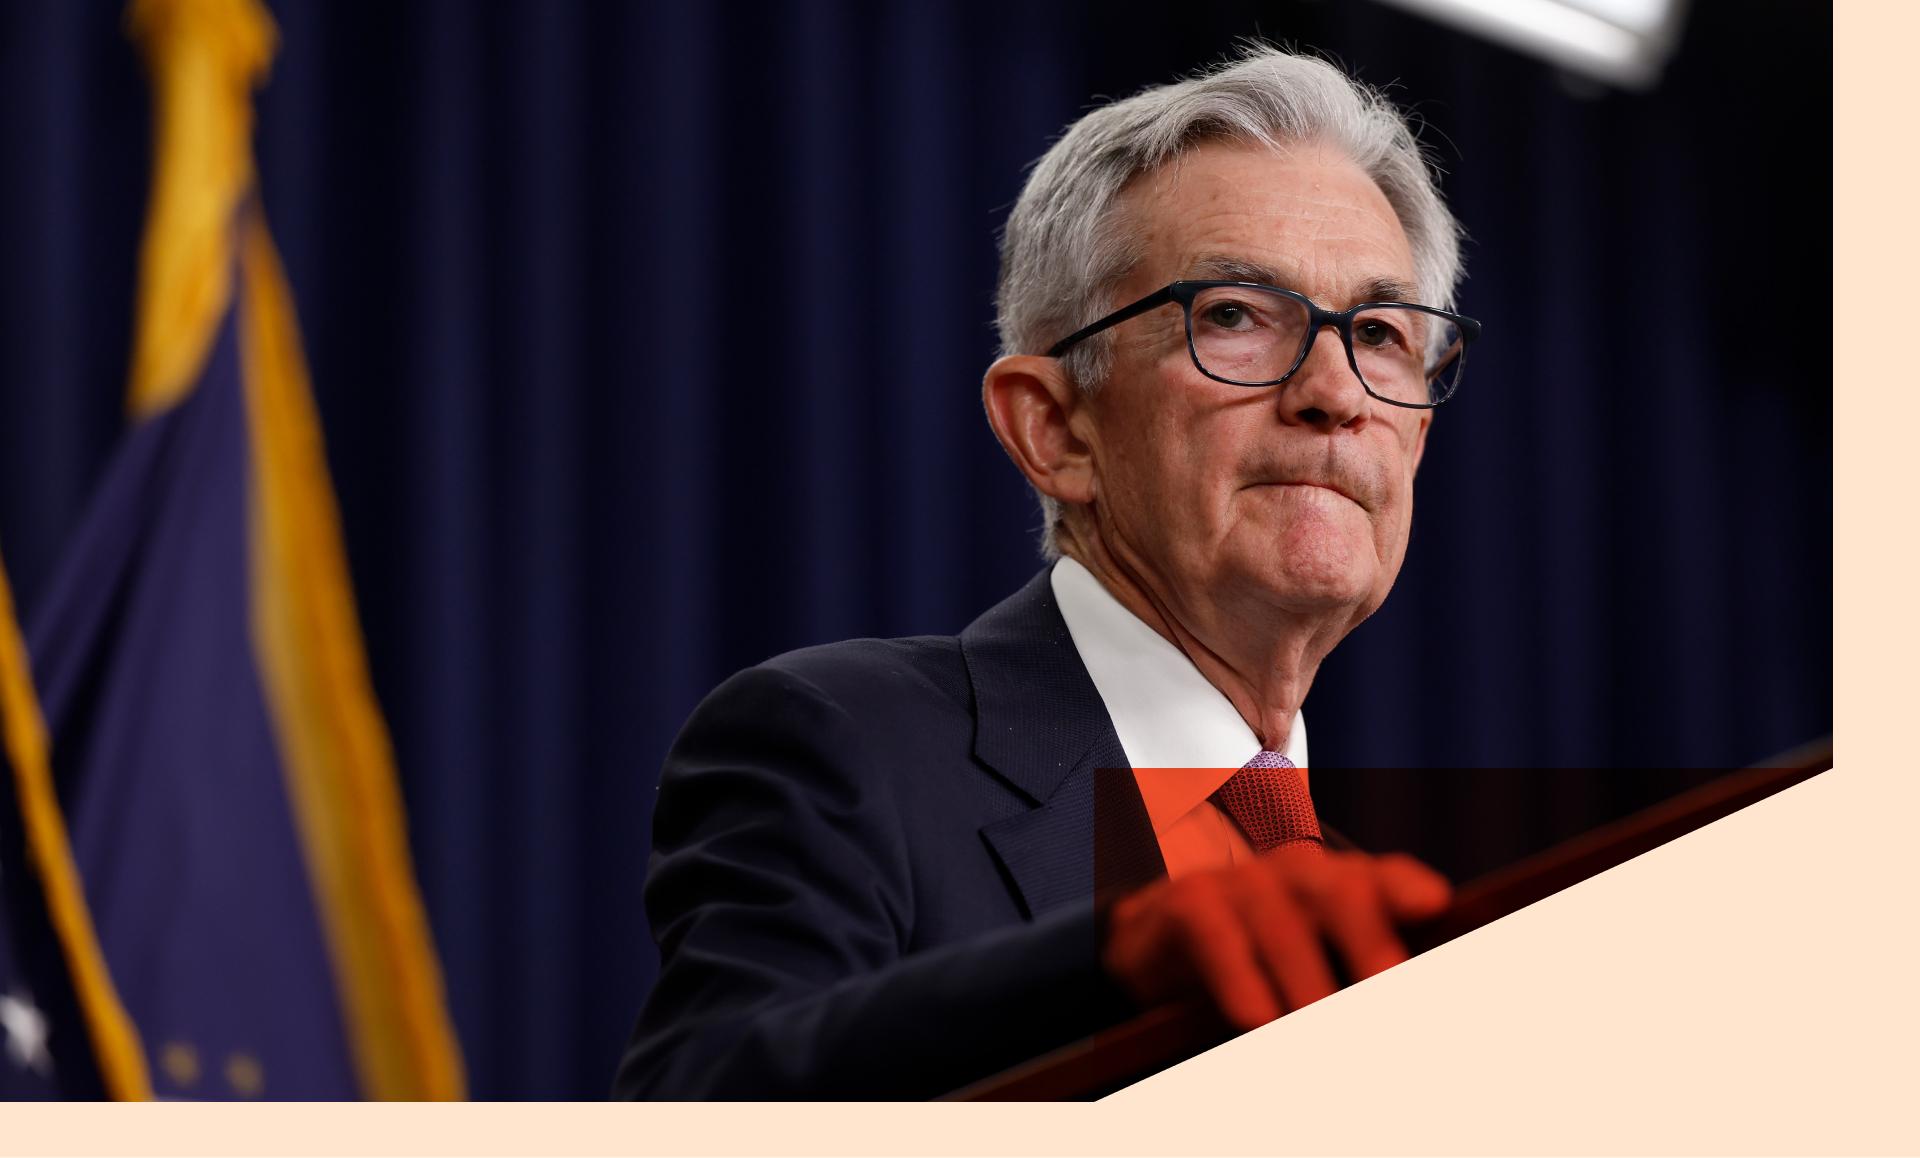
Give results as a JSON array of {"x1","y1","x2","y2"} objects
[{"x1": 0, "y1": 988, "x2": 53, "y2": 1078}]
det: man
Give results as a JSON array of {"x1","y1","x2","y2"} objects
[{"x1": 615, "y1": 46, "x2": 1479, "y2": 1100}]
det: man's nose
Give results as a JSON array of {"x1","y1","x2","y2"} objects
[{"x1": 1278, "y1": 325, "x2": 1367, "y2": 431}]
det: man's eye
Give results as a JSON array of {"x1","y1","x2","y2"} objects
[
  {"x1": 1356, "y1": 319, "x2": 1403, "y2": 347},
  {"x1": 1202, "y1": 301, "x2": 1253, "y2": 328}
]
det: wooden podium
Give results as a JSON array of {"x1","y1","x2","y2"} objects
[{"x1": 948, "y1": 739, "x2": 1833, "y2": 1101}]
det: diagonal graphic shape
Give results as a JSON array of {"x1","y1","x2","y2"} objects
[{"x1": 950, "y1": 740, "x2": 1831, "y2": 1100}]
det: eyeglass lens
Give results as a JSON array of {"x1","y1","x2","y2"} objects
[{"x1": 1187, "y1": 285, "x2": 1465, "y2": 406}]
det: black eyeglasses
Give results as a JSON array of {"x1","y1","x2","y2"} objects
[{"x1": 1046, "y1": 280, "x2": 1483, "y2": 409}]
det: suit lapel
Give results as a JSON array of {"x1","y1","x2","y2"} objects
[{"x1": 962, "y1": 570, "x2": 1166, "y2": 918}]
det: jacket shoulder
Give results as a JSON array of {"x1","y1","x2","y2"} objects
[
  {"x1": 664, "y1": 633, "x2": 976, "y2": 799},
  {"x1": 751, "y1": 633, "x2": 969, "y2": 718}
]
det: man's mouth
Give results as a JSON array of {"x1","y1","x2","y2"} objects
[{"x1": 1246, "y1": 479, "x2": 1363, "y2": 508}]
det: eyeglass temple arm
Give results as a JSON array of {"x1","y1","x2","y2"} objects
[
  {"x1": 1044, "y1": 286, "x2": 1178, "y2": 358},
  {"x1": 1427, "y1": 314, "x2": 1481, "y2": 380}
]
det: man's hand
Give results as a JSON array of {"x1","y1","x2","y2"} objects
[{"x1": 1101, "y1": 849, "x2": 1452, "y2": 1031}]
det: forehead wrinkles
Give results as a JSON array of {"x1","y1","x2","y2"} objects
[{"x1": 1118, "y1": 142, "x2": 1414, "y2": 294}]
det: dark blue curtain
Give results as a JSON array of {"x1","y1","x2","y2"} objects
[{"x1": 0, "y1": 0, "x2": 1830, "y2": 1098}]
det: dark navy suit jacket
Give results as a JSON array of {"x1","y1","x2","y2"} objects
[{"x1": 613, "y1": 570, "x2": 1167, "y2": 1099}]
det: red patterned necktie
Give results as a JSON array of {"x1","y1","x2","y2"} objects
[{"x1": 1210, "y1": 749, "x2": 1323, "y2": 855}]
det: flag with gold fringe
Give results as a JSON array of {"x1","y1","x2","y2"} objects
[
  {"x1": 11, "y1": 0, "x2": 463, "y2": 1099},
  {"x1": 1, "y1": 553, "x2": 149, "y2": 1099}
]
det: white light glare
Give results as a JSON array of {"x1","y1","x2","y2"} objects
[{"x1": 1370, "y1": 0, "x2": 1688, "y2": 89}]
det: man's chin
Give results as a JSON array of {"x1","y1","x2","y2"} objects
[
  {"x1": 1230, "y1": 523, "x2": 1379, "y2": 599},
  {"x1": 1220, "y1": 558, "x2": 1378, "y2": 619}
]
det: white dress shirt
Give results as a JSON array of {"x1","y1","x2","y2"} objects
[{"x1": 1050, "y1": 556, "x2": 1309, "y2": 877}]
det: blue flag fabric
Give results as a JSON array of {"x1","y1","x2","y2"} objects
[
  {"x1": 0, "y1": 0, "x2": 463, "y2": 1100},
  {"x1": 27, "y1": 304, "x2": 360, "y2": 1098},
  {"x1": 2, "y1": 549, "x2": 146, "y2": 1100}
]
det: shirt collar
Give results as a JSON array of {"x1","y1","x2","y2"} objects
[{"x1": 1049, "y1": 557, "x2": 1309, "y2": 833}]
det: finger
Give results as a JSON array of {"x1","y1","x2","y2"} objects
[
  {"x1": 1102, "y1": 878, "x2": 1281, "y2": 1030},
  {"x1": 1101, "y1": 887, "x2": 1186, "y2": 1006},
  {"x1": 1374, "y1": 852, "x2": 1453, "y2": 921},
  {"x1": 1292, "y1": 853, "x2": 1408, "y2": 984},
  {"x1": 1176, "y1": 883, "x2": 1283, "y2": 1031},
  {"x1": 1238, "y1": 861, "x2": 1339, "y2": 1014}
]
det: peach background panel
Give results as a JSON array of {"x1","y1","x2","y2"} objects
[{"x1": 3, "y1": 1, "x2": 1898, "y2": 1152}]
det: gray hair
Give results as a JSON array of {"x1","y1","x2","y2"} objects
[{"x1": 993, "y1": 44, "x2": 1466, "y2": 558}]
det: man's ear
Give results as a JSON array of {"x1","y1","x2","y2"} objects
[
  {"x1": 1410, "y1": 411, "x2": 1431, "y2": 476},
  {"x1": 981, "y1": 354, "x2": 1096, "y2": 507}
]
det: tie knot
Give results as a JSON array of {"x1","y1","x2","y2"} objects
[{"x1": 1211, "y1": 750, "x2": 1322, "y2": 854}]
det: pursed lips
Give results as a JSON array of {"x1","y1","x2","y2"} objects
[{"x1": 1243, "y1": 478, "x2": 1366, "y2": 510}]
